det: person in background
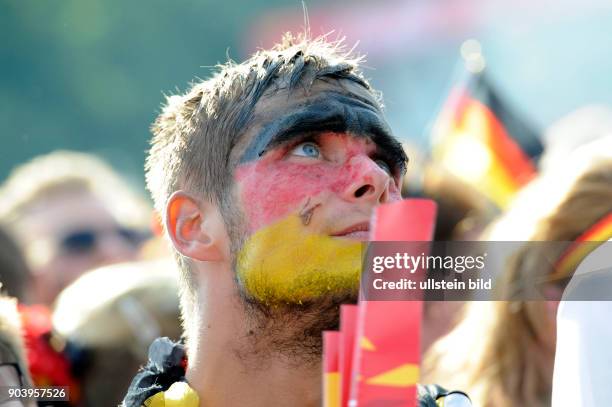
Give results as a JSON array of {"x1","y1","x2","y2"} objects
[
  {"x1": 402, "y1": 144, "x2": 496, "y2": 242},
  {"x1": 0, "y1": 150, "x2": 151, "y2": 305},
  {"x1": 539, "y1": 105, "x2": 612, "y2": 172},
  {"x1": 401, "y1": 146, "x2": 496, "y2": 353},
  {"x1": 423, "y1": 138, "x2": 612, "y2": 407},
  {"x1": 552, "y1": 228, "x2": 612, "y2": 405},
  {"x1": 52, "y1": 259, "x2": 181, "y2": 407},
  {"x1": 0, "y1": 294, "x2": 36, "y2": 407},
  {"x1": 0, "y1": 226, "x2": 32, "y2": 303}
]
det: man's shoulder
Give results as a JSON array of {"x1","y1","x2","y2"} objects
[{"x1": 122, "y1": 338, "x2": 472, "y2": 407}]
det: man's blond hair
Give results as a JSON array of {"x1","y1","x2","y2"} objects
[{"x1": 424, "y1": 155, "x2": 612, "y2": 407}]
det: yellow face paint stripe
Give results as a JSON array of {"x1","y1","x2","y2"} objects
[{"x1": 237, "y1": 215, "x2": 363, "y2": 304}]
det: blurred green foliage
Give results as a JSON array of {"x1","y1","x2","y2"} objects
[
  {"x1": 4, "y1": 0, "x2": 612, "y2": 190},
  {"x1": 0, "y1": 0, "x2": 302, "y2": 186}
]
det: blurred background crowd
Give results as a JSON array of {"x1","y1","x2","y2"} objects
[{"x1": 1, "y1": 0, "x2": 612, "y2": 406}]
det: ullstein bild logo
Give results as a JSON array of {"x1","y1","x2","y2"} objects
[{"x1": 371, "y1": 278, "x2": 492, "y2": 291}]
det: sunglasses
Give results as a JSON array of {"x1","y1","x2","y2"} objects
[{"x1": 59, "y1": 227, "x2": 150, "y2": 254}]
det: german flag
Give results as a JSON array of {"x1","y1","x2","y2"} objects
[
  {"x1": 551, "y1": 212, "x2": 612, "y2": 281},
  {"x1": 431, "y1": 67, "x2": 543, "y2": 209},
  {"x1": 339, "y1": 305, "x2": 358, "y2": 407},
  {"x1": 350, "y1": 199, "x2": 437, "y2": 406}
]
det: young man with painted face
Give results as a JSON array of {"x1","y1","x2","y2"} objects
[{"x1": 123, "y1": 35, "x2": 469, "y2": 407}]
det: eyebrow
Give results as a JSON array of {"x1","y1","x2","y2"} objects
[{"x1": 239, "y1": 91, "x2": 408, "y2": 174}]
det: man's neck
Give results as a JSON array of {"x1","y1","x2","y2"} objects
[
  {"x1": 186, "y1": 269, "x2": 322, "y2": 407},
  {"x1": 187, "y1": 346, "x2": 321, "y2": 407}
]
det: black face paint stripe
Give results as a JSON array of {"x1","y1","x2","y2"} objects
[{"x1": 239, "y1": 91, "x2": 407, "y2": 174}]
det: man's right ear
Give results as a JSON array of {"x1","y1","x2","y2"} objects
[{"x1": 165, "y1": 191, "x2": 226, "y2": 262}]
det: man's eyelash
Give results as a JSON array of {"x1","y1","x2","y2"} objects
[{"x1": 286, "y1": 135, "x2": 319, "y2": 150}]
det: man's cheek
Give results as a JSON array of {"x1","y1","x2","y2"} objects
[
  {"x1": 235, "y1": 214, "x2": 362, "y2": 305},
  {"x1": 235, "y1": 161, "x2": 337, "y2": 232}
]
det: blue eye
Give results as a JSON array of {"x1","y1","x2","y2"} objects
[{"x1": 291, "y1": 142, "x2": 320, "y2": 158}]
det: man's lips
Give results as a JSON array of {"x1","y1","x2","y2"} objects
[{"x1": 331, "y1": 222, "x2": 370, "y2": 240}]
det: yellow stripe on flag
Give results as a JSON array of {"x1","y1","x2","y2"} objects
[
  {"x1": 435, "y1": 102, "x2": 520, "y2": 208},
  {"x1": 324, "y1": 372, "x2": 340, "y2": 407},
  {"x1": 365, "y1": 364, "x2": 420, "y2": 387},
  {"x1": 360, "y1": 337, "x2": 376, "y2": 351}
]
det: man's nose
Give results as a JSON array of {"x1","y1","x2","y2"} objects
[{"x1": 342, "y1": 155, "x2": 392, "y2": 204}]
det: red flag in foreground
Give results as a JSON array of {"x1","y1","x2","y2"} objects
[
  {"x1": 323, "y1": 331, "x2": 341, "y2": 407},
  {"x1": 339, "y1": 305, "x2": 358, "y2": 406},
  {"x1": 350, "y1": 199, "x2": 437, "y2": 407}
]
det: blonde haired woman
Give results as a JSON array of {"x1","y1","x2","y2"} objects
[{"x1": 423, "y1": 138, "x2": 612, "y2": 406}]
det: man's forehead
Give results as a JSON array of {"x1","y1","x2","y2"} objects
[{"x1": 235, "y1": 78, "x2": 407, "y2": 172}]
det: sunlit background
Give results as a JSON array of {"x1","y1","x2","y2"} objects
[{"x1": 2, "y1": 0, "x2": 612, "y2": 187}]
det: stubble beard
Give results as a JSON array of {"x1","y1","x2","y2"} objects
[{"x1": 221, "y1": 198, "x2": 358, "y2": 369}]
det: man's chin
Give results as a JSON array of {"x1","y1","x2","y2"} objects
[{"x1": 241, "y1": 289, "x2": 359, "y2": 312}]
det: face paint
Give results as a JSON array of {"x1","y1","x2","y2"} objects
[
  {"x1": 236, "y1": 215, "x2": 362, "y2": 305},
  {"x1": 233, "y1": 133, "x2": 401, "y2": 305},
  {"x1": 298, "y1": 198, "x2": 320, "y2": 226},
  {"x1": 235, "y1": 132, "x2": 401, "y2": 233},
  {"x1": 232, "y1": 81, "x2": 404, "y2": 305},
  {"x1": 239, "y1": 91, "x2": 407, "y2": 176}
]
